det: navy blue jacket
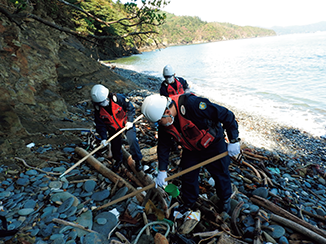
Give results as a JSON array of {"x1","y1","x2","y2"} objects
[{"x1": 157, "y1": 94, "x2": 239, "y2": 171}]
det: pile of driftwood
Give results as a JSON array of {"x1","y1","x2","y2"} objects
[{"x1": 62, "y1": 109, "x2": 326, "y2": 244}]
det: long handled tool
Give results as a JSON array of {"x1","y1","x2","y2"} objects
[
  {"x1": 94, "y1": 151, "x2": 228, "y2": 211},
  {"x1": 59, "y1": 114, "x2": 144, "y2": 178}
]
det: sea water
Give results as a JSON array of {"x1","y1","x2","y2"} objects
[{"x1": 110, "y1": 32, "x2": 326, "y2": 137}]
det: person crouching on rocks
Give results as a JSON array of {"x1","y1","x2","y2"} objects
[
  {"x1": 141, "y1": 93, "x2": 240, "y2": 214},
  {"x1": 90, "y1": 84, "x2": 143, "y2": 172}
]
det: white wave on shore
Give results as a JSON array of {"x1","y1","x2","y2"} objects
[{"x1": 105, "y1": 62, "x2": 326, "y2": 157}]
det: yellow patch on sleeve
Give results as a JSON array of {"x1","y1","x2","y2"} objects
[{"x1": 199, "y1": 102, "x2": 207, "y2": 110}]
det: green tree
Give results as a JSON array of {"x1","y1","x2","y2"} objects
[{"x1": 0, "y1": 0, "x2": 169, "y2": 56}]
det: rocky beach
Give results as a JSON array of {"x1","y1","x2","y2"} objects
[
  {"x1": 2, "y1": 4, "x2": 326, "y2": 243},
  {"x1": 2, "y1": 60, "x2": 326, "y2": 244}
]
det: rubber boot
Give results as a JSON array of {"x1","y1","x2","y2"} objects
[
  {"x1": 112, "y1": 161, "x2": 122, "y2": 173},
  {"x1": 135, "y1": 160, "x2": 142, "y2": 172}
]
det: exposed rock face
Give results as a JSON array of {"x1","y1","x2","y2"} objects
[{"x1": 0, "y1": 15, "x2": 139, "y2": 158}]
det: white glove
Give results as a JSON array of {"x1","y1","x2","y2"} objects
[
  {"x1": 228, "y1": 142, "x2": 240, "y2": 157},
  {"x1": 125, "y1": 122, "x2": 133, "y2": 130},
  {"x1": 155, "y1": 171, "x2": 167, "y2": 188},
  {"x1": 101, "y1": 140, "x2": 108, "y2": 147}
]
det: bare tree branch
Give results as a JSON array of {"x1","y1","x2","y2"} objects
[
  {"x1": 57, "y1": 0, "x2": 111, "y2": 27},
  {"x1": 120, "y1": 30, "x2": 158, "y2": 38},
  {"x1": 57, "y1": 0, "x2": 161, "y2": 28},
  {"x1": 1, "y1": 0, "x2": 166, "y2": 55},
  {"x1": 0, "y1": 6, "x2": 23, "y2": 28}
]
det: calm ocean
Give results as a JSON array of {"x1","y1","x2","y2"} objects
[{"x1": 111, "y1": 32, "x2": 326, "y2": 137}]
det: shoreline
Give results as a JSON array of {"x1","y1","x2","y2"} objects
[{"x1": 108, "y1": 63, "x2": 326, "y2": 165}]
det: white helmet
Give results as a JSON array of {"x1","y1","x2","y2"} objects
[
  {"x1": 163, "y1": 65, "x2": 174, "y2": 78},
  {"x1": 90, "y1": 84, "x2": 109, "y2": 103},
  {"x1": 141, "y1": 94, "x2": 168, "y2": 122}
]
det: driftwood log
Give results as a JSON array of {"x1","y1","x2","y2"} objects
[
  {"x1": 253, "y1": 215, "x2": 262, "y2": 244},
  {"x1": 74, "y1": 147, "x2": 144, "y2": 204},
  {"x1": 301, "y1": 209, "x2": 326, "y2": 223},
  {"x1": 242, "y1": 160, "x2": 262, "y2": 179},
  {"x1": 86, "y1": 146, "x2": 168, "y2": 212},
  {"x1": 122, "y1": 146, "x2": 169, "y2": 211},
  {"x1": 96, "y1": 150, "x2": 229, "y2": 214},
  {"x1": 242, "y1": 151, "x2": 268, "y2": 160},
  {"x1": 270, "y1": 213, "x2": 326, "y2": 244},
  {"x1": 231, "y1": 201, "x2": 244, "y2": 237},
  {"x1": 251, "y1": 195, "x2": 326, "y2": 239},
  {"x1": 61, "y1": 115, "x2": 144, "y2": 178},
  {"x1": 53, "y1": 218, "x2": 98, "y2": 233},
  {"x1": 120, "y1": 164, "x2": 144, "y2": 188}
]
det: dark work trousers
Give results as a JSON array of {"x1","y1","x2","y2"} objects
[
  {"x1": 180, "y1": 138, "x2": 232, "y2": 206},
  {"x1": 108, "y1": 125, "x2": 143, "y2": 163}
]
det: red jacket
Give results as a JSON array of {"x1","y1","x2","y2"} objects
[
  {"x1": 164, "y1": 95, "x2": 214, "y2": 151},
  {"x1": 99, "y1": 98, "x2": 127, "y2": 130},
  {"x1": 166, "y1": 78, "x2": 185, "y2": 96}
]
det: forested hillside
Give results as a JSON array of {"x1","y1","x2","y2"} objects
[
  {"x1": 156, "y1": 13, "x2": 276, "y2": 46},
  {"x1": 0, "y1": 0, "x2": 276, "y2": 57}
]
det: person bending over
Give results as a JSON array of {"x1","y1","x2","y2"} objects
[
  {"x1": 141, "y1": 93, "x2": 240, "y2": 214},
  {"x1": 90, "y1": 84, "x2": 143, "y2": 172}
]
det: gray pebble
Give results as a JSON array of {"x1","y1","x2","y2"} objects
[
  {"x1": 18, "y1": 208, "x2": 34, "y2": 216},
  {"x1": 96, "y1": 217, "x2": 107, "y2": 225},
  {"x1": 91, "y1": 190, "x2": 110, "y2": 202},
  {"x1": 83, "y1": 180, "x2": 96, "y2": 193},
  {"x1": 57, "y1": 197, "x2": 74, "y2": 213},
  {"x1": 252, "y1": 187, "x2": 268, "y2": 198},
  {"x1": 16, "y1": 178, "x2": 30, "y2": 186}
]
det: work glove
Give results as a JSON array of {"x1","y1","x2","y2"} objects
[
  {"x1": 228, "y1": 142, "x2": 240, "y2": 157},
  {"x1": 101, "y1": 140, "x2": 109, "y2": 147},
  {"x1": 125, "y1": 121, "x2": 133, "y2": 130},
  {"x1": 155, "y1": 171, "x2": 167, "y2": 188}
]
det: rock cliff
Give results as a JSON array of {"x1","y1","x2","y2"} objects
[{"x1": 0, "y1": 15, "x2": 139, "y2": 162}]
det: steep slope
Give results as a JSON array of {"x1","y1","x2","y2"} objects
[{"x1": 0, "y1": 14, "x2": 139, "y2": 161}]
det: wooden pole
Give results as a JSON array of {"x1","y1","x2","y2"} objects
[
  {"x1": 74, "y1": 147, "x2": 144, "y2": 203},
  {"x1": 251, "y1": 195, "x2": 326, "y2": 239},
  {"x1": 59, "y1": 114, "x2": 143, "y2": 178},
  {"x1": 94, "y1": 151, "x2": 228, "y2": 211},
  {"x1": 270, "y1": 214, "x2": 326, "y2": 244},
  {"x1": 123, "y1": 148, "x2": 168, "y2": 211}
]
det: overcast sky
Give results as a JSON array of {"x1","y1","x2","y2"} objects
[{"x1": 160, "y1": 0, "x2": 326, "y2": 28}]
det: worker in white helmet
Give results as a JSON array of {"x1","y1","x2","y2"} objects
[
  {"x1": 141, "y1": 93, "x2": 240, "y2": 215},
  {"x1": 160, "y1": 64, "x2": 190, "y2": 97},
  {"x1": 90, "y1": 84, "x2": 143, "y2": 172}
]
